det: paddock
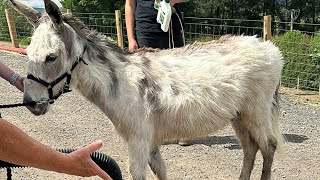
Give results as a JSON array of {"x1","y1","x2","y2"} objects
[{"x1": 0, "y1": 50, "x2": 319, "y2": 179}]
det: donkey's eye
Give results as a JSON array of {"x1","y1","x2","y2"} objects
[{"x1": 45, "y1": 54, "x2": 57, "y2": 63}]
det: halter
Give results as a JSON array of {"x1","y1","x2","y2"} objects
[{"x1": 27, "y1": 46, "x2": 87, "y2": 104}]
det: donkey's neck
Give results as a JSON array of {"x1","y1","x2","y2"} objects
[{"x1": 72, "y1": 43, "x2": 132, "y2": 120}]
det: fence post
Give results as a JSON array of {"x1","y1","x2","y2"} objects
[
  {"x1": 263, "y1": 15, "x2": 271, "y2": 41},
  {"x1": 67, "y1": 9, "x2": 72, "y2": 16},
  {"x1": 115, "y1": 10, "x2": 124, "y2": 49},
  {"x1": 5, "y1": 9, "x2": 19, "y2": 48}
]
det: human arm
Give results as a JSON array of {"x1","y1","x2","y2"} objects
[
  {"x1": 125, "y1": 0, "x2": 138, "y2": 52},
  {"x1": 0, "y1": 119, "x2": 112, "y2": 180},
  {"x1": 0, "y1": 60, "x2": 24, "y2": 92}
]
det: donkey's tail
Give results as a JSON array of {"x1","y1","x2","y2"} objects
[{"x1": 271, "y1": 82, "x2": 285, "y2": 153}]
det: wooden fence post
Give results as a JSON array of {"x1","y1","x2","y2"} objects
[
  {"x1": 263, "y1": 15, "x2": 271, "y2": 41},
  {"x1": 115, "y1": 10, "x2": 124, "y2": 49},
  {"x1": 5, "y1": 9, "x2": 19, "y2": 48}
]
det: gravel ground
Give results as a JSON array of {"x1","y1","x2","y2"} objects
[{"x1": 0, "y1": 50, "x2": 319, "y2": 180}]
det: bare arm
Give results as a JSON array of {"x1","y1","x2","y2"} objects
[
  {"x1": 0, "y1": 60, "x2": 24, "y2": 92},
  {"x1": 0, "y1": 119, "x2": 111, "y2": 179},
  {"x1": 125, "y1": 0, "x2": 138, "y2": 52}
]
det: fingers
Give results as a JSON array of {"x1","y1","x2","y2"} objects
[
  {"x1": 82, "y1": 140, "x2": 103, "y2": 153},
  {"x1": 94, "y1": 164, "x2": 113, "y2": 180},
  {"x1": 129, "y1": 43, "x2": 138, "y2": 52},
  {"x1": 82, "y1": 141, "x2": 113, "y2": 180}
]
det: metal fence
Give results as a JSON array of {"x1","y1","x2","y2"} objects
[
  {"x1": 0, "y1": 11, "x2": 33, "y2": 44},
  {"x1": 0, "y1": 11, "x2": 319, "y2": 94},
  {"x1": 0, "y1": 11, "x2": 10, "y2": 42},
  {"x1": 184, "y1": 17, "x2": 264, "y2": 43},
  {"x1": 272, "y1": 21, "x2": 320, "y2": 92},
  {"x1": 73, "y1": 12, "x2": 117, "y2": 39}
]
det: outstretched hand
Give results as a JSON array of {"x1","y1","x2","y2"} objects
[{"x1": 65, "y1": 140, "x2": 112, "y2": 180}]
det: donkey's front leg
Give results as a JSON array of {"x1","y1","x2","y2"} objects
[
  {"x1": 149, "y1": 146, "x2": 168, "y2": 180},
  {"x1": 128, "y1": 137, "x2": 151, "y2": 180}
]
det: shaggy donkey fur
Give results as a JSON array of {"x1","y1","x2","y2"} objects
[{"x1": 11, "y1": 0, "x2": 284, "y2": 179}]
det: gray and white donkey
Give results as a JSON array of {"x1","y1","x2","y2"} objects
[{"x1": 11, "y1": 0, "x2": 284, "y2": 179}]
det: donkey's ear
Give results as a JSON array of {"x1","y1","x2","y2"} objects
[
  {"x1": 44, "y1": 0, "x2": 62, "y2": 29},
  {"x1": 9, "y1": 0, "x2": 41, "y2": 27}
]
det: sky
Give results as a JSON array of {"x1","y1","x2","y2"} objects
[{"x1": 20, "y1": 0, "x2": 63, "y2": 9}]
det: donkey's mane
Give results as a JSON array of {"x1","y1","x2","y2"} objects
[
  {"x1": 62, "y1": 14, "x2": 116, "y2": 47},
  {"x1": 59, "y1": 14, "x2": 247, "y2": 59},
  {"x1": 60, "y1": 14, "x2": 130, "y2": 62}
]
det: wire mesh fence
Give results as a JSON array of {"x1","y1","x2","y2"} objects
[
  {"x1": 272, "y1": 21, "x2": 320, "y2": 93},
  {"x1": 13, "y1": 11, "x2": 33, "y2": 44},
  {"x1": 0, "y1": 10, "x2": 319, "y2": 94},
  {"x1": 0, "y1": 11, "x2": 33, "y2": 44},
  {"x1": 73, "y1": 13, "x2": 118, "y2": 40},
  {"x1": 0, "y1": 11, "x2": 10, "y2": 42},
  {"x1": 182, "y1": 17, "x2": 319, "y2": 93},
  {"x1": 184, "y1": 17, "x2": 264, "y2": 43}
]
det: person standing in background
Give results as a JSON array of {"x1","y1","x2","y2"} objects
[{"x1": 125, "y1": 0, "x2": 187, "y2": 52}]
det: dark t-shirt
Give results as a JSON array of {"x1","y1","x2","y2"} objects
[{"x1": 135, "y1": 0, "x2": 183, "y2": 32}]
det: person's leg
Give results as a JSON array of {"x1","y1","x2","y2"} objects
[
  {"x1": 136, "y1": 31, "x2": 161, "y2": 49},
  {"x1": 157, "y1": 30, "x2": 184, "y2": 49},
  {"x1": 172, "y1": 29, "x2": 185, "y2": 48}
]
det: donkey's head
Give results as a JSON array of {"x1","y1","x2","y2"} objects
[{"x1": 11, "y1": 0, "x2": 86, "y2": 115}]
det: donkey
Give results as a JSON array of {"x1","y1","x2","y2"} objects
[{"x1": 11, "y1": 0, "x2": 284, "y2": 179}]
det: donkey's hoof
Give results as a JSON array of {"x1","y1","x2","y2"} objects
[{"x1": 178, "y1": 139, "x2": 192, "y2": 146}]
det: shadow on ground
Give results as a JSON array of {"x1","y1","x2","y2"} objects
[{"x1": 163, "y1": 133, "x2": 309, "y2": 150}]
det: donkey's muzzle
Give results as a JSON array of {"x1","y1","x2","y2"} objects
[{"x1": 24, "y1": 96, "x2": 49, "y2": 116}]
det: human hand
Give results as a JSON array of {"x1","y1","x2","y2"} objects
[
  {"x1": 65, "y1": 141, "x2": 112, "y2": 180},
  {"x1": 128, "y1": 39, "x2": 139, "y2": 53}
]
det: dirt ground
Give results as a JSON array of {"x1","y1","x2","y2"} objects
[{"x1": 0, "y1": 50, "x2": 319, "y2": 180}]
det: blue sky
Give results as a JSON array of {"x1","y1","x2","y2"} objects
[{"x1": 20, "y1": 0, "x2": 63, "y2": 9}]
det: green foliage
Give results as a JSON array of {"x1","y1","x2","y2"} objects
[
  {"x1": 275, "y1": 30, "x2": 319, "y2": 90},
  {"x1": 19, "y1": 37, "x2": 31, "y2": 45},
  {"x1": 0, "y1": 1, "x2": 37, "y2": 43},
  {"x1": 311, "y1": 31, "x2": 320, "y2": 62},
  {"x1": 61, "y1": 0, "x2": 124, "y2": 13},
  {"x1": 0, "y1": 1, "x2": 10, "y2": 41}
]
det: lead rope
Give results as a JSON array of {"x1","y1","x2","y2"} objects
[
  {"x1": 6, "y1": 168, "x2": 12, "y2": 180},
  {"x1": 0, "y1": 102, "x2": 36, "y2": 109}
]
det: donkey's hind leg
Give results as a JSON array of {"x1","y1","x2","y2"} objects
[
  {"x1": 231, "y1": 116, "x2": 259, "y2": 180},
  {"x1": 240, "y1": 107, "x2": 278, "y2": 180},
  {"x1": 148, "y1": 146, "x2": 168, "y2": 180}
]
